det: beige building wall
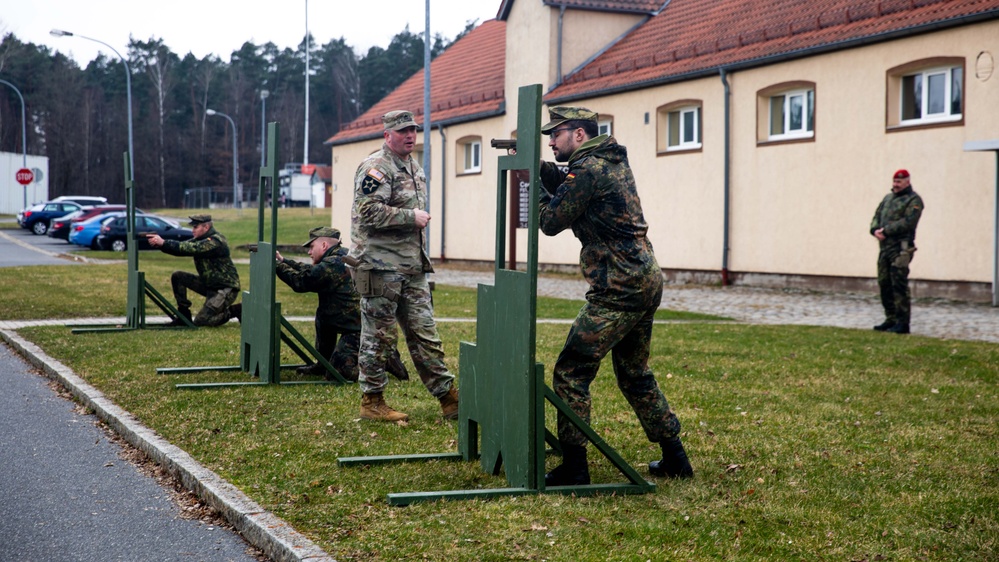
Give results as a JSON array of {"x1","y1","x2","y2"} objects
[
  {"x1": 722, "y1": 21, "x2": 999, "y2": 283},
  {"x1": 517, "y1": 18, "x2": 999, "y2": 285},
  {"x1": 554, "y1": 10, "x2": 646, "y2": 79},
  {"x1": 331, "y1": 13, "x2": 999, "y2": 290}
]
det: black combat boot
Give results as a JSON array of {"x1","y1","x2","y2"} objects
[
  {"x1": 886, "y1": 322, "x2": 910, "y2": 334},
  {"x1": 649, "y1": 436, "x2": 694, "y2": 479},
  {"x1": 873, "y1": 319, "x2": 894, "y2": 331},
  {"x1": 229, "y1": 303, "x2": 242, "y2": 322},
  {"x1": 545, "y1": 443, "x2": 590, "y2": 486},
  {"x1": 296, "y1": 362, "x2": 325, "y2": 376},
  {"x1": 167, "y1": 307, "x2": 193, "y2": 327}
]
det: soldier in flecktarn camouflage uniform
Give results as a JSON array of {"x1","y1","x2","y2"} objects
[
  {"x1": 349, "y1": 109, "x2": 459, "y2": 423},
  {"x1": 275, "y1": 226, "x2": 408, "y2": 382},
  {"x1": 147, "y1": 214, "x2": 241, "y2": 327},
  {"x1": 537, "y1": 106, "x2": 693, "y2": 486},
  {"x1": 871, "y1": 169, "x2": 924, "y2": 334}
]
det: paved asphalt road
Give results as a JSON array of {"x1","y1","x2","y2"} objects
[
  {"x1": 0, "y1": 222, "x2": 85, "y2": 267},
  {"x1": 0, "y1": 343, "x2": 263, "y2": 562},
  {"x1": 0, "y1": 223, "x2": 266, "y2": 561}
]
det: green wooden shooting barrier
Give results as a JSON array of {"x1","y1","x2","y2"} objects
[
  {"x1": 71, "y1": 151, "x2": 196, "y2": 334},
  {"x1": 338, "y1": 85, "x2": 655, "y2": 504},
  {"x1": 156, "y1": 123, "x2": 349, "y2": 389}
]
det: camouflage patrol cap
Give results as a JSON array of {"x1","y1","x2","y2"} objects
[
  {"x1": 302, "y1": 226, "x2": 341, "y2": 247},
  {"x1": 540, "y1": 106, "x2": 598, "y2": 134},
  {"x1": 188, "y1": 214, "x2": 212, "y2": 226},
  {"x1": 382, "y1": 110, "x2": 420, "y2": 131}
]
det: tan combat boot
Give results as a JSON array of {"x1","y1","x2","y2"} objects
[
  {"x1": 438, "y1": 386, "x2": 459, "y2": 420},
  {"x1": 360, "y1": 393, "x2": 409, "y2": 422}
]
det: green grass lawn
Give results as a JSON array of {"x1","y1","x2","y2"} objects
[
  {"x1": 3, "y1": 209, "x2": 997, "y2": 561},
  {"x1": 17, "y1": 321, "x2": 999, "y2": 561}
]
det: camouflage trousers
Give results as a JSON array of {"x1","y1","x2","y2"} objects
[
  {"x1": 877, "y1": 249, "x2": 912, "y2": 325},
  {"x1": 315, "y1": 326, "x2": 361, "y2": 382},
  {"x1": 358, "y1": 271, "x2": 454, "y2": 396},
  {"x1": 170, "y1": 271, "x2": 237, "y2": 327},
  {"x1": 314, "y1": 327, "x2": 405, "y2": 383},
  {"x1": 553, "y1": 300, "x2": 680, "y2": 447}
]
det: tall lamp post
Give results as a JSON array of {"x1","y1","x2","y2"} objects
[
  {"x1": 50, "y1": 29, "x2": 133, "y2": 182},
  {"x1": 0, "y1": 78, "x2": 28, "y2": 209},
  {"x1": 206, "y1": 109, "x2": 239, "y2": 209}
]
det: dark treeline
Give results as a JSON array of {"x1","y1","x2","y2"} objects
[{"x1": 0, "y1": 22, "x2": 473, "y2": 207}]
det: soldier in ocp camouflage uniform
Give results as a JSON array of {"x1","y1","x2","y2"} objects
[
  {"x1": 148, "y1": 214, "x2": 241, "y2": 327},
  {"x1": 870, "y1": 169, "x2": 924, "y2": 334},
  {"x1": 537, "y1": 106, "x2": 693, "y2": 485},
  {"x1": 349, "y1": 109, "x2": 458, "y2": 422},
  {"x1": 275, "y1": 226, "x2": 408, "y2": 382}
]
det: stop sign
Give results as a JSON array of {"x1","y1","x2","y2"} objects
[{"x1": 15, "y1": 168, "x2": 34, "y2": 186}]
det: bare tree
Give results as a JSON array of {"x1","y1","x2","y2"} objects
[{"x1": 131, "y1": 37, "x2": 177, "y2": 207}]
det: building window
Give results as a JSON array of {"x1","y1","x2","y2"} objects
[
  {"x1": 457, "y1": 136, "x2": 481, "y2": 175},
  {"x1": 656, "y1": 100, "x2": 703, "y2": 154},
  {"x1": 886, "y1": 57, "x2": 964, "y2": 130},
  {"x1": 756, "y1": 81, "x2": 816, "y2": 144},
  {"x1": 598, "y1": 117, "x2": 613, "y2": 137},
  {"x1": 667, "y1": 106, "x2": 701, "y2": 150},
  {"x1": 769, "y1": 89, "x2": 814, "y2": 139},
  {"x1": 900, "y1": 66, "x2": 962, "y2": 123}
]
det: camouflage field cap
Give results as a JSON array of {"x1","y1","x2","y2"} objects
[
  {"x1": 188, "y1": 214, "x2": 212, "y2": 226},
  {"x1": 540, "y1": 106, "x2": 598, "y2": 134},
  {"x1": 382, "y1": 110, "x2": 419, "y2": 131},
  {"x1": 302, "y1": 226, "x2": 341, "y2": 247}
]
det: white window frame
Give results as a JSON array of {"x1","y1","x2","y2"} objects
[
  {"x1": 899, "y1": 66, "x2": 963, "y2": 125},
  {"x1": 598, "y1": 119, "x2": 613, "y2": 137},
  {"x1": 666, "y1": 106, "x2": 701, "y2": 151},
  {"x1": 462, "y1": 140, "x2": 481, "y2": 174},
  {"x1": 769, "y1": 89, "x2": 814, "y2": 140}
]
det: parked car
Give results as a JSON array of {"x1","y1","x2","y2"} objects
[
  {"x1": 49, "y1": 205, "x2": 144, "y2": 242},
  {"x1": 97, "y1": 214, "x2": 194, "y2": 252},
  {"x1": 17, "y1": 201, "x2": 84, "y2": 235},
  {"x1": 50, "y1": 195, "x2": 108, "y2": 206},
  {"x1": 69, "y1": 212, "x2": 126, "y2": 249},
  {"x1": 47, "y1": 210, "x2": 85, "y2": 240}
]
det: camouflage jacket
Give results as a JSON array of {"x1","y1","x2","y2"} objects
[
  {"x1": 159, "y1": 226, "x2": 240, "y2": 291},
  {"x1": 539, "y1": 134, "x2": 662, "y2": 312},
  {"x1": 350, "y1": 142, "x2": 433, "y2": 274},
  {"x1": 276, "y1": 243, "x2": 361, "y2": 333},
  {"x1": 870, "y1": 186, "x2": 923, "y2": 255}
]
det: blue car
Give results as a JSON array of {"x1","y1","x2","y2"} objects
[{"x1": 68, "y1": 212, "x2": 125, "y2": 249}]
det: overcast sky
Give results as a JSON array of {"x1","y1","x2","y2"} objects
[{"x1": 2, "y1": 0, "x2": 501, "y2": 66}]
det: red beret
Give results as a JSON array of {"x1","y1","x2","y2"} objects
[{"x1": 893, "y1": 169, "x2": 910, "y2": 179}]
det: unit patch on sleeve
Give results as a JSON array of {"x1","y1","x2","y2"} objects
[{"x1": 361, "y1": 168, "x2": 386, "y2": 194}]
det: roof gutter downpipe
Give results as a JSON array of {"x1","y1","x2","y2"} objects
[
  {"x1": 556, "y1": 4, "x2": 566, "y2": 85},
  {"x1": 720, "y1": 68, "x2": 732, "y2": 286},
  {"x1": 439, "y1": 126, "x2": 447, "y2": 260}
]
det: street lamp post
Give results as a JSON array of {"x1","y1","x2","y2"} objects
[
  {"x1": 0, "y1": 78, "x2": 28, "y2": 209},
  {"x1": 260, "y1": 90, "x2": 269, "y2": 169},
  {"x1": 50, "y1": 29, "x2": 133, "y2": 182},
  {"x1": 206, "y1": 109, "x2": 239, "y2": 209}
]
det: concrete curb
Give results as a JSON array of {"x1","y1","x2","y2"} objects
[{"x1": 0, "y1": 329, "x2": 336, "y2": 562}]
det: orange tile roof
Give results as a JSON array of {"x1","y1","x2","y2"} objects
[
  {"x1": 315, "y1": 165, "x2": 333, "y2": 181},
  {"x1": 547, "y1": 0, "x2": 999, "y2": 103},
  {"x1": 326, "y1": 19, "x2": 506, "y2": 145}
]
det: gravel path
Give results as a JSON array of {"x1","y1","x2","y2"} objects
[{"x1": 429, "y1": 266, "x2": 999, "y2": 344}]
